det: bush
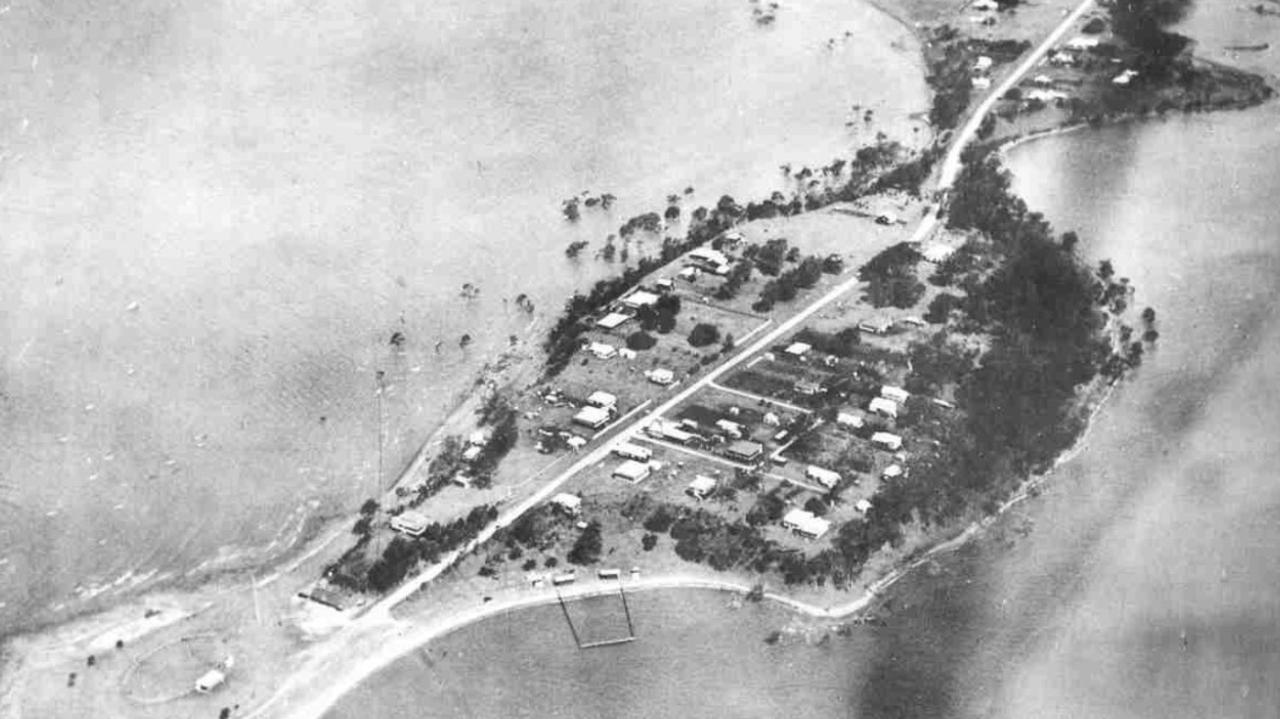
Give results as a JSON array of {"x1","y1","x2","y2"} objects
[
  {"x1": 803, "y1": 497, "x2": 829, "y2": 517},
  {"x1": 1082, "y1": 17, "x2": 1106, "y2": 34},
  {"x1": 642, "y1": 533, "x2": 658, "y2": 551},
  {"x1": 644, "y1": 506, "x2": 677, "y2": 533},
  {"x1": 626, "y1": 331, "x2": 658, "y2": 351},
  {"x1": 688, "y1": 323, "x2": 721, "y2": 347}
]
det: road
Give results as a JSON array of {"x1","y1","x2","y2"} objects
[{"x1": 255, "y1": 1, "x2": 1097, "y2": 715}]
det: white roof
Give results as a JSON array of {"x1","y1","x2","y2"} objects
[
  {"x1": 869, "y1": 397, "x2": 899, "y2": 417},
  {"x1": 469, "y1": 430, "x2": 489, "y2": 446},
  {"x1": 588, "y1": 342, "x2": 616, "y2": 357},
  {"x1": 782, "y1": 508, "x2": 831, "y2": 539},
  {"x1": 1067, "y1": 36, "x2": 1099, "y2": 50},
  {"x1": 971, "y1": 76, "x2": 991, "y2": 89},
  {"x1": 618, "y1": 348, "x2": 637, "y2": 359},
  {"x1": 596, "y1": 312, "x2": 631, "y2": 329},
  {"x1": 1027, "y1": 89, "x2": 1068, "y2": 102},
  {"x1": 922, "y1": 243, "x2": 957, "y2": 263},
  {"x1": 613, "y1": 441, "x2": 651, "y2": 458},
  {"x1": 647, "y1": 368, "x2": 675, "y2": 384},
  {"x1": 880, "y1": 386, "x2": 910, "y2": 402},
  {"x1": 871, "y1": 431, "x2": 903, "y2": 450},
  {"x1": 972, "y1": 0, "x2": 998, "y2": 9},
  {"x1": 716, "y1": 419, "x2": 743, "y2": 433},
  {"x1": 689, "y1": 247, "x2": 729, "y2": 266},
  {"x1": 574, "y1": 405, "x2": 611, "y2": 425},
  {"x1": 855, "y1": 499, "x2": 873, "y2": 513},
  {"x1": 391, "y1": 510, "x2": 429, "y2": 535},
  {"x1": 552, "y1": 493, "x2": 582, "y2": 510},
  {"x1": 1032, "y1": 74, "x2": 1053, "y2": 85},
  {"x1": 588, "y1": 391, "x2": 618, "y2": 407},
  {"x1": 622, "y1": 290, "x2": 661, "y2": 307},
  {"x1": 1112, "y1": 69, "x2": 1138, "y2": 85},
  {"x1": 883, "y1": 464, "x2": 904, "y2": 479},
  {"x1": 763, "y1": 412, "x2": 781, "y2": 425},
  {"x1": 678, "y1": 266, "x2": 700, "y2": 278},
  {"x1": 196, "y1": 669, "x2": 226, "y2": 691},
  {"x1": 566, "y1": 435, "x2": 588, "y2": 448},
  {"x1": 688, "y1": 475, "x2": 718, "y2": 493},
  {"x1": 806, "y1": 465, "x2": 842, "y2": 488},
  {"x1": 785, "y1": 342, "x2": 812, "y2": 356},
  {"x1": 973, "y1": 55, "x2": 993, "y2": 70},
  {"x1": 837, "y1": 411, "x2": 864, "y2": 428},
  {"x1": 613, "y1": 460, "x2": 651, "y2": 481},
  {"x1": 462, "y1": 445, "x2": 483, "y2": 461}
]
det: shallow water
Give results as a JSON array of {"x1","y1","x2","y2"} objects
[{"x1": 0, "y1": 0, "x2": 926, "y2": 634}]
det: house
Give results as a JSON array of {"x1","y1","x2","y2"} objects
[
  {"x1": 763, "y1": 412, "x2": 781, "y2": 427},
  {"x1": 973, "y1": 55, "x2": 994, "y2": 72},
  {"x1": 587, "y1": 391, "x2": 618, "y2": 409},
  {"x1": 1032, "y1": 74, "x2": 1054, "y2": 87},
  {"x1": 723, "y1": 231, "x2": 744, "y2": 246},
  {"x1": 566, "y1": 435, "x2": 588, "y2": 451},
  {"x1": 390, "y1": 510, "x2": 430, "y2": 537},
  {"x1": 855, "y1": 499, "x2": 873, "y2": 514},
  {"x1": 655, "y1": 278, "x2": 675, "y2": 292},
  {"x1": 551, "y1": 493, "x2": 582, "y2": 515},
  {"x1": 552, "y1": 572, "x2": 577, "y2": 586},
  {"x1": 468, "y1": 430, "x2": 490, "y2": 446},
  {"x1": 972, "y1": 76, "x2": 992, "y2": 90},
  {"x1": 972, "y1": 0, "x2": 999, "y2": 10},
  {"x1": 596, "y1": 312, "x2": 632, "y2": 330},
  {"x1": 1049, "y1": 50, "x2": 1077, "y2": 66},
  {"x1": 922, "y1": 243, "x2": 957, "y2": 263},
  {"x1": 858, "y1": 320, "x2": 892, "y2": 335},
  {"x1": 574, "y1": 405, "x2": 611, "y2": 429},
  {"x1": 621, "y1": 290, "x2": 661, "y2": 309},
  {"x1": 882, "y1": 464, "x2": 904, "y2": 480},
  {"x1": 1026, "y1": 89, "x2": 1068, "y2": 102},
  {"x1": 1113, "y1": 69, "x2": 1138, "y2": 86},
  {"x1": 462, "y1": 444, "x2": 483, "y2": 462},
  {"x1": 806, "y1": 465, "x2": 842, "y2": 489},
  {"x1": 646, "y1": 368, "x2": 676, "y2": 386},
  {"x1": 588, "y1": 342, "x2": 617, "y2": 359},
  {"x1": 688, "y1": 247, "x2": 731, "y2": 274},
  {"x1": 869, "y1": 397, "x2": 899, "y2": 419},
  {"x1": 726, "y1": 440, "x2": 764, "y2": 462},
  {"x1": 451, "y1": 475, "x2": 474, "y2": 489},
  {"x1": 1066, "y1": 36, "x2": 1099, "y2": 51},
  {"x1": 794, "y1": 379, "x2": 822, "y2": 396},
  {"x1": 716, "y1": 419, "x2": 744, "y2": 439},
  {"x1": 619, "y1": 347, "x2": 637, "y2": 360},
  {"x1": 613, "y1": 459, "x2": 652, "y2": 483},
  {"x1": 678, "y1": 266, "x2": 701, "y2": 282},
  {"x1": 613, "y1": 442, "x2": 652, "y2": 462},
  {"x1": 880, "y1": 386, "x2": 910, "y2": 404},
  {"x1": 900, "y1": 316, "x2": 927, "y2": 328},
  {"x1": 597, "y1": 568, "x2": 622, "y2": 579},
  {"x1": 871, "y1": 432, "x2": 903, "y2": 452},
  {"x1": 195, "y1": 669, "x2": 226, "y2": 694},
  {"x1": 781, "y1": 508, "x2": 831, "y2": 540},
  {"x1": 837, "y1": 411, "x2": 865, "y2": 429},
  {"x1": 785, "y1": 342, "x2": 812, "y2": 358},
  {"x1": 687, "y1": 475, "x2": 718, "y2": 500}
]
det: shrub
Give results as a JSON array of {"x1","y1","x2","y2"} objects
[
  {"x1": 688, "y1": 323, "x2": 721, "y2": 347},
  {"x1": 627, "y1": 331, "x2": 658, "y2": 351}
]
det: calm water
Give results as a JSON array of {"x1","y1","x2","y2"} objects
[
  {"x1": 0, "y1": 0, "x2": 925, "y2": 633},
  {"x1": 322, "y1": 4, "x2": 1280, "y2": 717}
]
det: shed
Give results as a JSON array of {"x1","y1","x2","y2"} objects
[
  {"x1": 613, "y1": 460, "x2": 652, "y2": 483},
  {"x1": 462, "y1": 445, "x2": 483, "y2": 462},
  {"x1": 1032, "y1": 74, "x2": 1054, "y2": 87},
  {"x1": 716, "y1": 419, "x2": 744, "y2": 438},
  {"x1": 468, "y1": 430, "x2": 490, "y2": 446},
  {"x1": 882, "y1": 464, "x2": 904, "y2": 480},
  {"x1": 655, "y1": 278, "x2": 675, "y2": 292},
  {"x1": 837, "y1": 411, "x2": 865, "y2": 429},
  {"x1": 871, "y1": 432, "x2": 903, "y2": 452},
  {"x1": 781, "y1": 508, "x2": 831, "y2": 540},
  {"x1": 1066, "y1": 36, "x2": 1099, "y2": 50},
  {"x1": 574, "y1": 405, "x2": 611, "y2": 429},
  {"x1": 390, "y1": 510, "x2": 430, "y2": 537},
  {"x1": 973, "y1": 55, "x2": 994, "y2": 72},
  {"x1": 598, "y1": 568, "x2": 622, "y2": 579},
  {"x1": 619, "y1": 347, "x2": 637, "y2": 360},
  {"x1": 687, "y1": 475, "x2": 718, "y2": 500},
  {"x1": 552, "y1": 572, "x2": 577, "y2": 586},
  {"x1": 678, "y1": 267, "x2": 701, "y2": 281},
  {"x1": 855, "y1": 499, "x2": 873, "y2": 514},
  {"x1": 869, "y1": 397, "x2": 899, "y2": 418},
  {"x1": 596, "y1": 312, "x2": 632, "y2": 330},
  {"x1": 972, "y1": 0, "x2": 998, "y2": 10},
  {"x1": 726, "y1": 440, "x2": 764, "y2": 462},
  {"x1": 646, "y1": 368, "x2": 675, "y2": 385},
  {"x1": 195, "y1": 669, "x2": 226, "y2": 694},
  {"x1": 587, "y1": 391, "x2": 618, "y2": 409},
  {"x1": 588, "y1": 342, "x2": 617, "y2": 359},
  {"x1": 972, "y1": 76, "x2": 991, "y2": 90},
  {"x1": 806, "y1": 465, "x2": 842, "y2": 489},
  {"x1": 880, "y1": 386, "x2": 910, "y2": 404},
  {"x1": 551, "y1": 493, "x2": 582, "y2": 515},
  {"x1": 922, "y1": 243, "x2": 956, "y2": 263}
]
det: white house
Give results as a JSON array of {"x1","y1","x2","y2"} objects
[
  {"x1": 782, "y1": 508, "x2": 831, "y2": 540},
  {"x1": 1113, "y1": 69, "x2": 1139, "y2": 86},
  {"x1": 763, "y1": 412, "x2": 781, "y2": 427},
  {"x1": 785, "y1": 342, "x2": 812, "y2": 358},
  {"x1": 588, "y1": 342, "x2": 617, "y2": 359},
  {"x1": 806, "y1": 465, "x2": 842, "y2": 489},
  {"x1": 871, "y1": 432, "x2": 903, "y2": 452},
  {"x1": 880, "y1": 386, "x2": 910, "y2": 404},
  {"x1": 922, "y1": 243, "x2": 957, "y2": 263},
  {"x1": 882, "y1": 464, "x2": 904, "y2": 480},
  {"x1": 687, "y1": 475, "x2": 718, "y2": 500},
  {"x1": 855, "y1": 499, "x2": 873, "y2": 514},
  {"x1": 716, "y1": 419, "x2": 744, "y2": 439},
  {"x1": 566, "y1": 435, "x2": 588, "y2": 451},
  {"x1": 551, "y1": 493, "x2": 583, "y2": 515},
  {"x1": 646, "y1": 368, "x2": 676, "y2": 386},
  {"x1": 613, "y1": 460, "x2": 652, "y2": 483},
  {"x1": 619, "y1": 347, "x2": 637, "y2": 360},
  {"x1": 1049, "y1": 51, "x2": 1077, "y2": 66},
  {"x1": 972, "y1": 76, "x2": 992, "y2": 90},
  {"x1": 1027, "y1": 89, "x2": 1068, "y2": 102},
  {"x1": 621, "y1": 290, "x2": 661, "y2": 309},
  {"x1": 390, "y1": 510, "x2": 430, "y2": 537},
  {"x1": 596, "y1": 312, "x2": 631, "y2": 330},
  {"x1": 462, "y1": 444, "x2": 483, "y2": 462},
  {"x1": 587, "y1": 391, "x2": 618, "y2": 409},
  {"x1": 195, "y1": 669, "x2": 226, "y2": 694},
  {"x1": 613, "y1": 442, "x2": 652, "y2": 462},
  {"x1": 973, "y1": 55, "x2": 994, "y2": 72},
  {"x1": 837, "y1": 411, "x2": 865, "y2": 429},
  {"x1": 869, "y1": 397, "x2": 899, "y2": 419},
  {"x1": 574, "y1": 405, "x2": 611, "y2": 429},
  {"x1": 678, "y1": 266, "x2": 701, "y2": 281},
  {"x1": 1066, "y1": 36, "x2": 1099, "y2": 51},
  {"x1": 972, "y1": 0, "x2": 999, "y2": 10},
  {"x1": 1032, "y1": 74, "x2": 1054, "y2": 87}
]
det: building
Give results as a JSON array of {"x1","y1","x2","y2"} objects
[
  {"x1": 687, "y1": 475, "x2": 718, "y2": 500},
  {"x1": 451, "y1": 475, "x2": 473, "y2": 489},
  {"x1": 763, "y1": 412, "x2": 781, "y2": 427},
  {"x1": 1113, "y1": 69, "x2": 1139, "y2": 86},
  {"x1": 922, "y1": 243, "x2": 957, "y2": 263},
  {"x1": 619, "y1": 347, "x2": 637, "y2": 360},
  {"x1": 566, "y1": 435, "x2": 588, "y2": 451},
  {"x1": 880, "y1": 386, "x2": 910, "y2": 404},
  {"x1": 806, "y1": 465, "x2": 842, "y2": 489},
  {"x1": 468, "y1": 429, "x2": 490, "y2": 446},
  {"x1": 195, "y1": 669, "x2": 226, "y2": 694},
  {"x1": 574, "y1": 405, "x2": 611, "y2": 429},
  {"x1": 781, "y1": 508, "x2": 831, "y2": 540},
  {"x1": 597, "y1": 568, "x2": 622, "y2": 579},
  {"x1": 688, "y1": 247, "x2": 731, "y2": 274},
  {"x1": 678, "y1": 266, "x2": 701, "y2": 281},
  {"x1": 596, "y1": 312, "x2": 632, "y2": 330},
  {"x1": 1066, "y1": 36, "x2": 1099, "y2": 51},
  {"x1": 882, "y1": 464, "x2": 904, "y2": 480},
  {"x1": 646, "y1": 368, "x2": 675, "y2": 386},
  {"x1": 587, "y1": 342, "x2": 617, "y2": 359},
  {"x1": 552, "y1": 493, "x2": 582, "y2": 515},
  {"x1": 552, "y1": 572, "x2": 577, "y2": 586},
  {"x1": 1032, "y1": 74, "x2": 1054, "y2": 87},
  {"x1": 646, "y1": 421, "x2": 697, "y2": 445},
  {"x1": 462, "y1": 444, "x2": 483, "y2": 462},
  {"x1": 837, "y1": 411, "x2": 864, "y2": 429},
  {"x1": 785, "y1": 342, "x2": 812, "y2": 358},
  {"x1": 726, "y1": 440, "x2": 764, "y2": 462},
  {"x1": 972, "y1": 0, "x2": 998, "y2": 10},
  {"x1": 794, "y1": 379, "x2": 822, "y2": 396},
  {"x1": 871, "y1": 431, "x2": 903, "y2": 452},
  {"x1": 716, "y1": 418, "x2": 744, "y2": 439},
  {"x1": 855, "y1": 499, "x2": 873, "y2": 514},
  {"x1": 973, "y1": 55, "x2": 994, "y2": 72},
  {"x1": 587, "y1": 391, "x2": 618, "y2": 409},
  {"x1": 858, "y1": 320, "x2": 892, "y2": 335},
  {"x1": 621, "y1": 290, "x2": 661, "y2": 309},
  {"x1": 1049, "y1": 50, "x2": 1077, "y2": 66},
  {"x1": 1026, "y1": 89, "x2": 1068, "y2": 102},
  {"x1": 869, "y1": 397, "x2": 899, "y2": 419},
  {"x1": 390, "y1": 510, "x2": 430, "y2": 537},
  {"x1": 655, "y1": 278, "x2": 675, "y2": 292},
  {"x1": 972, "y1": 76, "x2": 991, "y2": 90},
  {"x1": 613, "y1": 442, "x2": 652, "y2": 462},
  {"x1": 613, "y1": 459, "x2": 652, "y2": 483}
]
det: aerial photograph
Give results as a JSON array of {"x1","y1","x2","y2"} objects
[{"x1": 2, "y1": 0, "x2": 1279, "y2": 716}]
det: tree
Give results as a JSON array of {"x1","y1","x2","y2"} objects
[
  {"x1": 568, "y1": 521, "x2": 604, "y2": 565},
  {"x1": 688, "y1": 323, "x2": 721, "y2": 347},
  {"x1": 803, "y1": 497, "x2": 829, "y2": 517},
  {"x1": 626, "y1": 330, "x2": 658, "y2": 351},
  {"x1": 1110, "y1": 0, "x2": 1193, "y2": 57},
  {"x1": 642, "y1": 533, "x2": 658, "y2": 551}
]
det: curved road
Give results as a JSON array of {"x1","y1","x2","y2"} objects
[{"x1": 253, "y1": 2, "x2": 1098, "y2": 716}]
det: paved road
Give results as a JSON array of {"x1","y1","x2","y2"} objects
[{"x1": 258, "y1": 2, "x2": 1098, "y2": 714}]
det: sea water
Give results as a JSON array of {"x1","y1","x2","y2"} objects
[{"x1": 0, "y1": 0, "x2": 925, "y2": 634}]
